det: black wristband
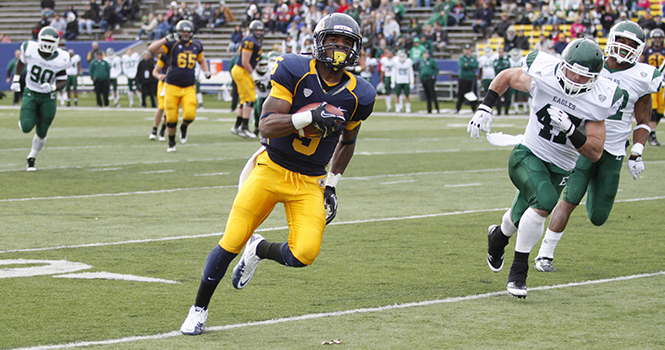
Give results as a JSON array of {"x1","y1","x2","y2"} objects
[
  {"x1": 568, "y1": 128, "x2": 587, "y2": 149},
  {"x1": 482, "y1": 89, "x2": 500, "y2": 108}
]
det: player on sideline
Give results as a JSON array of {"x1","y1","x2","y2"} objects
[
  {"x1": 105, "y1": 48, "x2": 123, "y2": 107},
  {"x1": 250, "y1": 54, "x2": 271, "y2": 137},
  {"x1": 641, "y1": 28, "x2": 665, "y2": 146},
  {"x1": 149, "y1": 53, "x2": 169, "y2": 141},
  {"x1": 180, "y1": 13, "x2": 376, "y2": 335},
  {"x1": 391, "y1": 50, "x2": 414, "y2": 113},
  {"x1": 534, "y1": 21, "x2": 661, "y2": 272},
  {"x1": 11, "y1": 27, "x2": 71, "y2": 171},
  {"x1": 467, "y1": 38, "x2": 625, "y2": 298},
  {"x1": 148, "y1": 19, "x2": 211, "y2": 152},
  {"x1": 379, "y1": 47, "x2": 396, "y2": 112},
  {"x1": 65, "y1": 49, "x2": 81, "y2": 107},
  {"x1": 121, "y1": 48, "x2": 141, "y2": 108},
  {"x1": 230, "y1": 20, "x2": 263, "y2": 138}
]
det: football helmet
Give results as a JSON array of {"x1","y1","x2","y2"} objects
[
  {"x1": 555, "y1": 38, "x2": 604, "y2": 98},
  {"x1": 37, "y1": 26, "x2": 59, "y2": 54},
  {"x1": 312, "y1": 13, "x2": 362, "y2": 70},
  {"x1": 483, "y1": 46, "x2": 493, "y2": 57},
  {"x1": 249, "y1": 20, "x2": 264, "y2": 41},
  {"x1": 106, "y1": 47, "x2": 115, "y2": 57},
  {"x1": 510, "y1": 48, "x2": 522, "y2": 62},
  {"x1": 175, "y1": 19, "x2": 195, "y2": 43},
  {"x1": 256, "y1": 54, "x2": 269, "y2": 74},
  {"x1": 397, "y1": 50, "x2": 407, "y2": 63},
  {"x1": 605, "y1": 21, "x2": 646, "y2": 64},
  {"x1": 650, "y1": 28, "x2": 664, "y2": 48}
]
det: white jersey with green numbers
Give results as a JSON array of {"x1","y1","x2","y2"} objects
[
  {"x1": 380, "y1": 56, "x2": 394, "y2": 78},
  {"x1": 392, "y1": 58, "x2": 414, "y2": 85},
  {"x1": 600, "y1": 62, "x2": 662, "y2": 157},
  {"x1": 105, "y1": 55, "x2": 123, "y2": 79},
  {"x1": 20, "y1": 41, "x2": 71, "y2": 93},
  {"x1": 478, "y1": 53, "x2": 497, "y2": 79},
  {"x1": 254, "y1": 70, "x2": 271, "y2": 98},
  {"x1": 520, "y1": 51, "x2": 624, "y2": 171},
  {"x1": 65, "y1": 54, "x2": 81, "y2": 76},
  {"x1": 121, "y1": 52, "x2": 140, "y2": 79}
]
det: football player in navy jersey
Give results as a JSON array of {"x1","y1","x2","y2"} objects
[
  {"x1": 180, "y1": 13, "x2": 376, "y2": 336},
  {"x1": 230, "y1": 20, "x2": 264, "y2": 138},
  {"x1": 148, "y1": 19, "x2": 211, "y2": 152}
]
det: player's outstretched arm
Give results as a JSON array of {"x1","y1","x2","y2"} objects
[
  {"x1": 488, "y1": 67, "x2": 531, "y2": 95},
  {"x1": 258, "y1": 96, "x2": 295, "y2": 137},
  {"x1": 627, "y1": 93, "x2": 652, "y2": 179}
]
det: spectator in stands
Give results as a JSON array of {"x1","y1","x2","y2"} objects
[
  {"x1": 64, "y1": 5, "x2": 78, "y2": 20},
  {"x1": 152, "y1": 14, "x2": 170, "y2": 39},
  {"x1": 410, "y1": 37, "x2": 427, "y2": 69},
  {"x1": 275, "y1": 0, "x2": 290, "y2": 33},
  {"x1": 32, "y1": 16, "x2": 50, "y2": 40},
  {"x1": 305, "y1": 4, "x2": 322, "y2": 29},
  {"x1": 516, "y1": 3, "x2": 536, "y2": 24},
  {"x1": 0, "y1": 34, "x2": 11, "y2": 43},
  {"x1": 64, "y1": 12, "x2": 80, "y2": 40},
  {"x1": 504, "y1": 26, "x2": 530, "y2": 51},
  {"x1": 201, "y1": 3, "x2": 215, "y2": 27},
  {"x1": 429, "y1": 0, "x2": 457, "y2": 27},
  {"x1": 490, "y1": 12, "x2": 512, "y2": 38},
  {"x1": 532, "y1": 5, "x2": 550, "y2": 29},
  {"x1": 79, "y1": 4, "x2": 99, "y2": 35},
  {"x1": 418, "y1": 0, "x2": 432, "y2": 8},
  {"x1": 229, "y1": 25, "x2": 243, "y2": 52},
  {"x1": 136, "y1": 14, "x2": 156, "y2": 40},
  {"x1": 452, "y1": 0, "x2": 467, "y2": 25},
  {"x1": 105, "y1": 29, "x2": 114, "y2": 41},
  {"x1": 41, "y1": 0, "x2": 56, "y2": 18},
  {"x1": 90, "y1": 0, "x2": 101, "y2": 16},
  {"x1": 455, "y1": 43, "x2": 478, "y2": 113},
  {"x1": 407, "y1": 17, "x2": 423, "y2": 38},
  {"x1": 87, "y1": 41, "x2": 105, "y2": 63},
  {"x1": 569, "y1": 14, "x2": 587, "y2": 38},
  {"x1": 553, "y1": 32, "x2": 568, "y2": 54},
  {"x1": 137, "y1": 51, "x2": 156, "y2": 108},
  {"x1": 166, "y1": 1, "x2": 179, "y2": 25},
  {"x1": 432, "y1": 23, "x2": 449, "y2": 52},
  {"x1": 419, "y1": 50, "x2": 440, "y2": 114},
  {"x1": 472, "y1": 1, "x2": 493, "y2": 38},
  {"x1": 501, "y1": 0, "x2": 516, "y2": 14},
  {"x1": 287, "y1": 15, "x2": 304, "y2": 38},
  {"x1": 599, "y1": 3, "x2": 616, "y2": 37},
  {"x1": 639, "y1": 8, "x2": 657, "y2": 32},
  {"x1": 120, "y1": 0, "x2": 141, "y2": 22},
  {"x1": 392, "y1": 0, "x2": 405, "y2": 23},
  {"x1": 99, "y1": 0, "x2": 121, "y2": 31},
  {"x1": 214, "y1": 1, "x2": 236, "y2": 28},
  {"x1": 324, "y1": 0, "x2": 339, "y2": 15},
  {"x1": 345, "y1": 2, "x2": 362, "y2": 25},
  {"x1": 50, "y1": 13, "x2": 67, "y2": 37},
  {"x1": 383, "y1": 14, "x2": 401, "y2": 45},
  {"x1": 338, "y1": 0, "x2": 350, "y2": 13},
  {"x1": 637, "y1": 0, "x2": 651, "y2": 11},
  {"x1": 246, "y1": 0, "x2": 260, "y2": 26},
  {"x1": 533, "y1": 33, "x2": 553, "y2": 52},
  {"x1": 654, "y1": 14, "x2": 665, "y2": 32}
]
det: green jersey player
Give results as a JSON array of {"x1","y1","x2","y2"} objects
[
  {"x1": 467, "y1": 38, "x2": 625, "y2": 298},
  {"x1": 11, "y1": 27, "x2": 71, "y2": 171},
  {"x1": 535, "y1": 21, "x2": 662, "y2": 272}
]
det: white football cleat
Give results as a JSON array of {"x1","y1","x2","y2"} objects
[
  {"x1": 507, "y1": 281, "x2": 527, "y2": 298},
  {"x1": 149, "y1": 133, "x2": 157, "y2": 140},
  {"x1": 167, "y1": 144, "x2": 176, "y2": 152},
  {"x1": 231, "y1": 126, "x2": 246, "y2": 138},
  {"x1": 241, "y1": 129, "x2": 256, "y2": 139},
  {"x1": 231, "y1": 234, "x2": 265, "y2": 289},
  {"x1": 158, "y1": 134, "x2": 166, "y2": 141},
  {"x1": 534, "y1": 257, "x2": 557, "y2": 272},
  {"x1": 180, "y1": 305, "x2": 208, "y2": 335}
]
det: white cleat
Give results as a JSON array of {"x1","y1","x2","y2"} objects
[
  {"x1": 167, "y1": 144, "x2": 176, "y2": 152},
  {"x1": 507, "y1": 281, "x2": 527, "y2": 298},
  {"x1": 534, "y1": 257, "x2": 557, "y2": 272},
  {"x1": 231, "y1": 126, "x2": 247, "y2": 138},
  {"x1": 158, "y1": 135, "x2": 166, "y2": 141},
  {"x1": 231, "y1": 234, "x2": 265, "y2": 289},
  {"x1": 149, "y1": 133, "x2": 157, "y2": 140},
  {"x1": 241, "y1": 129, "x2": 256, "y2": 139},
  {"x1": 180, "y1": 305, "x2": 208, "y2": 335}
]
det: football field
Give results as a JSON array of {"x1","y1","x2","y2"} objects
[{"x1": 1, "y1": 104, "x2": 665, "y2": 349}]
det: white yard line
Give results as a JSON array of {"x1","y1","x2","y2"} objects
[{"x1": 9, "y1": 270, "x2": 665, "y2": 350}]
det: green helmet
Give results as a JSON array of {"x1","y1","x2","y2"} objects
[
  {"x1": 555, "y1": 38, "x2": 604, "y2": 98},
  {"x1": 256, "y1": 54, "x2": 269, "y2": 74},
  {"x1": 605, "y1": 21, "x2": 646, "y2": 64},
  {"x1": 106, "y1": 47, "x2": 115, "y2": 57},
  {"x1": 37, "y1": 26, "x2": 59, "y2": 54}
]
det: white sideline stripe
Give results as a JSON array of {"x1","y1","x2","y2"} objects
[
  {"x1": 10, "y1": 271, "x2": 665, "y2": 350},
  {"x1": 0, "y1": 185, "x2": 237, "y2": 203},
  {"x1": 0, "y1": 208, "x2": 507, "y2": 254}
]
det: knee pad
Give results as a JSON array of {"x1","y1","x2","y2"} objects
[
  {"x1": 166, "y1": 122, "x2": 178, "y2": 128},
  {"x1": 651, "y1": 110, "x2": 663, "y2": 123},
  {"x1": 279, "y1": 243, "x2": 307, "y2": 268}
]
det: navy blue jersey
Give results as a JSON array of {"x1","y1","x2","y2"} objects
[
  {"x1": 160, "y1": 39, "x2": 204, "y2": 87},
  {"x1": 235, "y1": 35, "x2": 262, "y2": 70},
  {"x1": 262, "y1": 54, "x2": 376, "y2": 176}
]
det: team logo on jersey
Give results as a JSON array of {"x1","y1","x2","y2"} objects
[
  {"x1": 304, "y1": 88, "x2": 313, "y2": 98},
  {"x1": 598, "y1": 94, "x2": 607, "y2": 102},
  {"x1": 641, "y1": 72, "x2": 648, "y2": 78}
]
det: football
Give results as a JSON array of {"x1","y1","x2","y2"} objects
[{"x1": 294, "y1": 103, "x2": 345, "y2": 138}]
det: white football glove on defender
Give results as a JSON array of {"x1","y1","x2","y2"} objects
[
  {"x1": 40, "y1": 82, "x2": 56, "y2": 92},
  {"x1": 627, "y1": 155, "x2": 644, "y2": 180},
  {"x1": 548, "y1": 106, "x2": 574, "y2": 135},
  {"x1": 11, "y1": 82, "x2": 21, "y2": 92},
  {"x1": 467, "y1": 104, "x2": 493, "y2": 139}
]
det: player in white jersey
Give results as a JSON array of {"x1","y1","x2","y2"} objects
[
  {"x1": 391, "y1": 50, "x2": 414, "y2": 113},
  {"x1": 534, "y1": 21, "x2": 662, "y2": 272},
  {"x1": 11, "y1": 27, "x2": 71, "y2": 171},
  {"x1": 105, "y1": 48, "x2": 123, "y2": 107},
  {"x1": 251, "y1": 54, "x2": 271, "y2": 136},
  {"x1": 478, "y1": 46, "x2": 497, "y2": 97},
  {"x1": 379, "y1": 48, "x2": 396, "y2": 112},
  {"x1": 121, "y1": 48, "x2": 141, "y2": 107},
  {"x1": 65, "y1": 49, "x2": 81, "y2": 107},
  {"x1": 467, "y1": 38, "x2": 625, "y2": 298},
  {"x1": 194, "y1": 61, "x2": 204, "y2": 109}
]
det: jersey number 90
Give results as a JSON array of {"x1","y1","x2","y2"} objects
[{"x1": 30, "y1": 65, "x2": 54, "y2": 84}]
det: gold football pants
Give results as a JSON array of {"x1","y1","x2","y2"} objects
[{"x1": 164, "y1": 83, "x2": 197, "y2": 124}]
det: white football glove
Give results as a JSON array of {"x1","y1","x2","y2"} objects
[
  {"x1": 204, "y1": 71, "x2": 211, "y2": 79},
  {"x1": 10, "y1": 82, "x2": 21, "y2": 92},
  {"x1": 467, "y1": 104, "x2": 493, "y2": 139},
  {"x1": 548, "y1": 106, "x2": 574, "y2": 135},
  {"x1": 164, "y1": 32, "x2": 180, "y2": 42},
  {"x1": 40, "y1": 82, "x2": 54, "y2": 92},
  {"x1": 627, "y1": 155, "x2": 644, "y2": 180}
]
